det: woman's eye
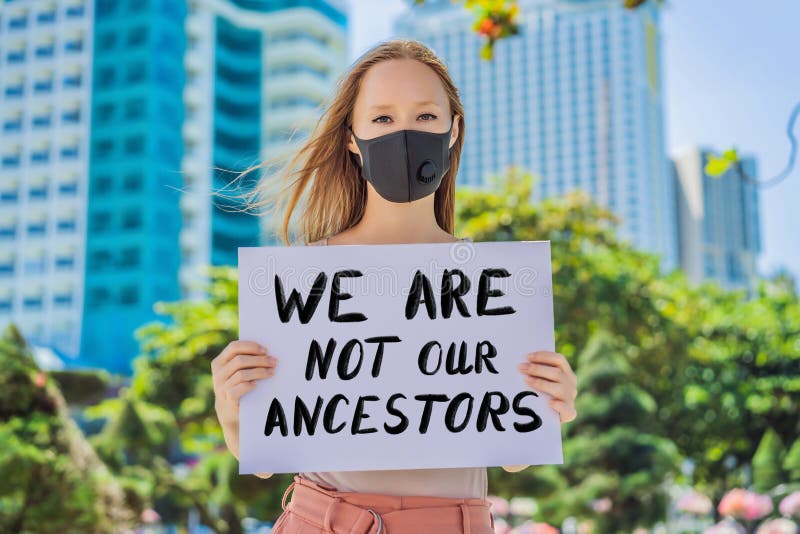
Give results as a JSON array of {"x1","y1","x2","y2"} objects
[{"x1": 372, "y1": 113, "x2": 438, "y2": 123}]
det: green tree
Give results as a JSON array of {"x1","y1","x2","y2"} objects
[
  {"x1": 455, "y1": 169, "x2": 799, "y2": 527},
  {"x1": 554, "y1": 331, "x2": 679, "y2": 532},
  {"x1": 0, "y1": 324, "x2": 135, "y2": 533},
  {"x1": 784, "y1": 437, "x2": 800, "y2": 483},
  {"x1": 752, "y1": 428, "x2": 786, "y2": 492},
  {"x1": 73, "y1": 166, "x2": 798, "y2": 532},
  {"x1": 85, "y1": 266, "x2": 292, "y2": 533}
]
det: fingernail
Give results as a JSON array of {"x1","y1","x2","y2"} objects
[
  {"x1": 518, "y1": 362, "x2": 529, "y2": 370},
  {"x1": 259, "y1": 346, "x2": 267, "y2": 354}
]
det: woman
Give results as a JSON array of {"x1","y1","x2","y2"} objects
[{"x1": 211, "y1": 38, "x2": 578, "y2": 533}]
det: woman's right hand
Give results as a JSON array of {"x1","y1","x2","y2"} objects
[{"x1": 211, "y1": 339, "x2": 278, "y2": 478}]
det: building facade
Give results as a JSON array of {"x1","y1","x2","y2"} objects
[
  {"x1": 1, "y1": 0, "x2": 92, "y2": 364},
  {"x1": 394, "y1": 0, "x2": 678, "y2": 270},
  {"x1": 80, "y1": 0, "x2": 188, "y2": 373},
  {"x1": 672, "y1": 146, "x2": 761, "y2": 291},
  {"x1": 1, "y1": 0, "x2": 348, "y2": 374},
  {"x1": 179, "y1": 0, "x2": 348, "y2": 301}
]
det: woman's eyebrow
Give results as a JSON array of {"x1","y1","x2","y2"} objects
[{"x1": 368, "y1": 101, "x2": 442, "y2": 111}]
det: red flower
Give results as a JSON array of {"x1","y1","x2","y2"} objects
[
  {"x1": 34, "y1": 371, "x2": 46, "y2": 388},
  {"x1": 478, "y1": 18, "x2": 495, "y2": 35}
]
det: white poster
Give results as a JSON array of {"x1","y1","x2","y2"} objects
[{"x1": 237, "y1": 240, "x2": 563, "y2": 474}]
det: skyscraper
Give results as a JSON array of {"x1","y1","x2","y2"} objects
[
  {"x1": 1, "y1": 0, "x2": 94, "y2": 365},
  {"x1": 179, "y1": 0, "x2": 349, "y2": 301},
  {"x1": 1, "y1": 0, "x2": 348, "y2": 375},
  {"x1": 394, "y1": 0, "x2": 678, "y2": 270},
  {"x1": 672, "y1": 146, "x2": 761, "y2": 291},
  {"x1": 79, "y1": 0, "x2": 188, "y2": 374}
]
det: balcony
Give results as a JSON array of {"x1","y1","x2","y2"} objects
[
  {"x1": 60, "y1": 146, "x2": 79, "y2": 159},
  {"x1": 9, "y1": 16, "x2": 29, "y2": 30},
  {"x1": 29, "y1": 187, "x2": 48, "y2": 200},
  {"x1": 33, "y1": 115, "x2": 52, "y2": 128},
  {"x1": 37, "y1": 11, "x2": 56, "y2": 24},
  {"x1": 54, "y1": 293, "x2": 73, "y2": 306},
  {"x1": 0, "y1": 191, "x2": 19, "y2": 202},
  {"x1": 27, "y1": 223, "x2": 47, "y2": 236},
  {"x1": 55, "y1": 256, "x2": 75, "y2": 269},
  {"x1": 0, "y1": 226, "x2": 17, "y2": 239},
  {"x1": 266, "y1": 38, "x2": 340, "y2": 73},
  {"x1": 64, "y1": 75, "x2": 82, "y2": 89},
  {"x1": 59, "y1": 183, "x2": 79, "y2": 195},
  {"x1": 5, "y1": 86, "x2": 24, "y2": 98},
  {"x1": 7, "y1": 50, "x2": 26, "y2": 63},
  {"x1": 23, "y1": 296, "x2": 44, "y2": 309},
  {"x1": 31, "y1": 150, "x2": 51, "y2": 164},
  {"x1": 57, "y1": 219, "x2": 76, "y2": 232},
  {"x1": 35, "y1": 45, "x2": 55, "y2": 58},
  {"x1": 62, "y1": 109, "x2": 80, "y2": 123},
  {"x1": 66, "y1": 5, "x2": 85, "y2": 18},
  {"x1": 3, "y1": 120, "x2": 23, "y2": 133},
  {"x1": 263, "y1": 70, "x2": 331, "y2": 101},
  {"x1": 65, "y1": 40, "x2": 83, "y2": 53},
  {"x1": 34, "y1": 80, "x2": 54, "y2": 93},
  {"x1": 1, "y1": 155, "x2": 21, "y2": 168},
  {"x1": 262, "y1": 106, "x2": 316, "y2": 134}
]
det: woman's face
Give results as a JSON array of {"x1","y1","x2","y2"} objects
[{"x1": 347, "y1": 58, "x2": 460, "y2": 163}]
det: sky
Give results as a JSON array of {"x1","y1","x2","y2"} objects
[{"x1": 345, "y1": 0, "x2": 800, "y2": 283}]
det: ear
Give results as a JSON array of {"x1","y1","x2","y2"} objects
[
  {"x1": 448, "y1": 114, "x2": 461, "y2": 150},
  {"x1": 347, "y1": 127, "x2": 362, "y2": 163}
]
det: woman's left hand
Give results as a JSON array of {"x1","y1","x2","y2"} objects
[{"x1": 518, "y1": 350, "x2": 578, "y2": 423}]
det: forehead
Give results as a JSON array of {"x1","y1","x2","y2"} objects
[{"x1": 354, "y1": 58, "x2": 449, "y2": 112}]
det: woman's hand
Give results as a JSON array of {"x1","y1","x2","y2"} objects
[
  {"x1": 518, "y1": 350, "x2": 578, "y2": 423},
  {"x1": 211, "y1": 340, "x2": 278, "y2": 479},
  {"x1": 502, "y1": 350, "x2": 578, "y2": 473}
]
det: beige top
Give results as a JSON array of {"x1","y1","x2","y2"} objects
[{"x1": 300, "y1": 235, "x2": 488, "y2": 499}]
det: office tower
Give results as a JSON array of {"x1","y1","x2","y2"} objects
[
  {"x1": 394, "y1": 0, "x2": 678, "y2": 270},
  {"x1": 1, "y1": 0, "x2": 348, "y2": 374},
  {"x1": 179, "y1": 0, "x2": 348, "y2": 301},
  {"x1": 672, "y1": 146, "x2": 761, "y2": 291},
  {"x1": 1, "y1": 0, "x2": 93, "y2": 365},
  {"x1": 81, "y1": 0, "x2": 188, "y2": 373}
]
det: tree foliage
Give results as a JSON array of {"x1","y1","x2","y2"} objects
[
  {"x1": 0, "y1": 324, "x2": 135, "y2": 533},
  {"x1": 459, "y1": 169, "x2": 799, "y2": 528},
  {"x1": 2, "y1": 166, "x2": 797, "y2": 531}
]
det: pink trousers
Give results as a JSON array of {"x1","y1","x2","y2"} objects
[{"x1": 271, "y1": 474, "x2": 496, "y2": 533}]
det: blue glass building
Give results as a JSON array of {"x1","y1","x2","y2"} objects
[
  {"x1": 82, "y1": 0, "x2": 187, "y2": 373},
  {"x1": 2, "y1": 0, "x2": 348, "y2": 374},
  {"x1": 178, "y1": 0, "x2": 348, "y2": 299}
]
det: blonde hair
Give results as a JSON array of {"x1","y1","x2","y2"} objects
[{"x1": 232, "y1": 38, "x2": 466, "y2": 245}]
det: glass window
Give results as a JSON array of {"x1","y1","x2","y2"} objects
[
  {"x1": 127, "y1": 62, "x2": 146, "y2": 83},
  {"x1": 123, "y1": 172, "x2": 143, "y2": 191},
  {"x1": 119, "y1": 285, "x2": 139, "y2": 305},
  {"x1": 121, "y1": 209, "x2": 142, "y2": 229},
  {"x1": 127, "y1": 26, "x2": 147, "y2": 46},
  {"x1": 125, "y1": 136, "x2": 145, "y2": 154},
  {"x1": 90, "y1": 211, "x2": 111, "y2": 232}
]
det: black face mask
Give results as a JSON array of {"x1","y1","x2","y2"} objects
[{"x1": 349, "y1": 118, "x2": 454, "y2": 203}]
